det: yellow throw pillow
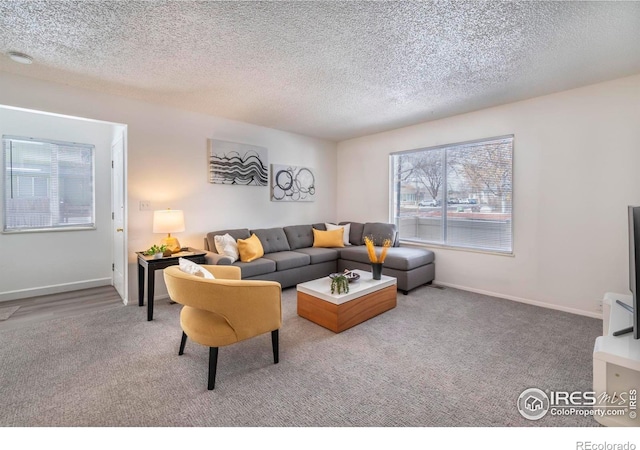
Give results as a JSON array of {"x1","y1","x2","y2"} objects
[
  {"x1": 237, "y1": 233, "x2": 265, "y2": 262},
  {"x1": 312, "y1": 228, "x2": 345, "y2": 248}
]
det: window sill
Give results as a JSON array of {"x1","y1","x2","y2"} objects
[{"x1": 399, "y1": 239, "x2": 514, "y2": 257}]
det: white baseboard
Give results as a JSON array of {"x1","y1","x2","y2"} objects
[
  {"x1": 434, "y1": 281, "x2": 603, "y2": 320},
  {"x1": 0, "y1": 278, "x2": 113, "y2": 303}
]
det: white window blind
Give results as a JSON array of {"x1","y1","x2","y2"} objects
[
  {"x1": 3, "y1": 135, "x2": 95, "y2": 232},
  {"x1": 391, "y1": 135, "x2": 513, "y2": 253}
]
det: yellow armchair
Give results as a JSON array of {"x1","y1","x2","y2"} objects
[{"x1": 163, "y1": 265, "x2": 282, "y2": 390}]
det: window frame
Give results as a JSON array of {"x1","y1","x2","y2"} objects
[
  {"x1": 2, "y1": 135, "x2": 96, "y2": 233},
  {"x1": 389, "y1": 134, "x2": 514, "y2": 255}
]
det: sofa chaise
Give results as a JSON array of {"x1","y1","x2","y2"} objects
[{"x1": 201, "y1": 221, "x2": 435, "y2": 294}]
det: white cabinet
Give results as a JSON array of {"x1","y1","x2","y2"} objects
[{"x1": 593, "y1": 292, "x2": 640, "y2": 426}]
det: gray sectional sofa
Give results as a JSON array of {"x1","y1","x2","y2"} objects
[{"x1": 201, "y1": 221, "x2": 435, "y2": 294}]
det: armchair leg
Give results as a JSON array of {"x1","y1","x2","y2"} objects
[
  {"x1": 271, "y1": 329, "x2": 279, "y2": 364},
  {"x1": 178, "y1": 331, "x2": 187, "y2": 355},
  {"x1": 208, "y1": 347, "x2": 218, "y2": 390}
]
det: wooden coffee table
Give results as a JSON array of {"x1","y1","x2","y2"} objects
[{"x1": 296, "y1": 269, "x2": 397, "y2": 333}]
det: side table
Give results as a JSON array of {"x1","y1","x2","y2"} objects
[{"x1": 136, "y1": 248, "x2": 207, "y2": 321}]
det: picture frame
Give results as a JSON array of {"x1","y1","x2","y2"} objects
[
  {"x1": 208, "y1": 139, "x2": 268, "y2": 186},
  {"x1": 271, "y1": 164, "x2": 316, "y2": 202}
]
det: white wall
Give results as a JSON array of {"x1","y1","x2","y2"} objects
[
  {"x1": 0, "y1": 73, "x2": 337, "y2": 303},
  {"x1": 4, "y1": 69, "x2": 636, "y2": 317},
  {"x1": 337, "y1": 73, "x2": 640, "y2": 317},
  {"x1": 0, "y1": 107, "x2": 117, "y2": 300}
]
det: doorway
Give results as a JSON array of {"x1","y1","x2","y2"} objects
[{"x1": 0, "y1": 105, "x2": 127, "y2": 304}]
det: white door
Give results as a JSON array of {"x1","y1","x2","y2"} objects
[{"x1": 111, "y1": 129, "x2": 127, "y2": 302}]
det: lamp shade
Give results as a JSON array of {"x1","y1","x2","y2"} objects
[{"x1": 153, "y1": 209, "x2": 185, "y2": 234}]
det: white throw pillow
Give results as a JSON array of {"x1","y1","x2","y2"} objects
[
  {"x1": 214, "y1": 233, "x2": 239, "y2": 263},
  {"x1": 178, "y1": 258, "x2": 215, "y2": 279},
  {"x1": 325, "y1": 223, "x2": 351, "y2": 246}
]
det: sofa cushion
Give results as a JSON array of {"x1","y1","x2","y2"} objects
[
  {"x1": 339, "y1": 246, "x2": 434, "y2": 271},
  {"x1": 213, "y1": 233, "x2": 239, "y2": 263},
  {"x1": 237, "y1": 233, "x2": 265, "y2": 262},
  {"x1": 262, "y1": 251, "x2": 311, "y2": 271},
  {"x1": 362, "y1": 222, "x2": 399, "y2": 246},
  {"x1": 233, "y1": 258, "x2": 276, "y2": 278},
  {"x1": 206, "y1": 228, "x2": 250, "y2": 253},
  {"x1": 283, "y1": 224, "x2": 314, "y2": 250},
  {"x1": 313, "y1": 228, "x2": 344, "y2": 248},
  {"x1": 325, "y1": 222, "x2": 351, "y2": 246},
  {"x1": 339, "y1": 221, "x2": 365, "y2": 246},
  {"x1": 251, "y1": 228, "x2": 291, "y2": 254},
  {"x1": 294, "y1": 247, "x2": 340, "y2": 264},
  {"x1": 178, "y1": 258, "x2": 215, "y2": 279},
  {"x1": 312, "y1": 223, "x2": 327, "y2": 231}
]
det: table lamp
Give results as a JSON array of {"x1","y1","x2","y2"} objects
[{"x1": 153, "y1": 209, "x2": 185, "y2": 253}]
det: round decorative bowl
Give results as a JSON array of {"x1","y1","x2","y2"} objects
[{"x1": 329, "y1": 271, "x2": 360, "y2": 283}]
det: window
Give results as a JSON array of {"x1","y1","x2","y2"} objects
[
  {"x1": 391, "y1": 135, "x2": 513, "y2": 253},
  {"x1": 3, "y1": 135, "x2": 95, "y2": 232}
]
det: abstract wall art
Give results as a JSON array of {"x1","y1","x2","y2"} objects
[
  {"x1": 271, "y1": 164, "x2": 316, "y2": 202},
  {"x1": 208, "y1": 139, "x2": 268, "y2": 186}
]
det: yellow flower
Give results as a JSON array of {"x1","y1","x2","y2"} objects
[
  {"x1": 364, "y1": 236, "x2": 392, "y2": 263},
  {"x1": 379, "y1": 238, "x2": 391, "y2": 263},
  {"x1": 364, "y1": 236, "x2": 377, "y2": 262}
]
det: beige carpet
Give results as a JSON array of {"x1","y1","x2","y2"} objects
[{"x1": 0, "y1": 285, "x2": 601, "y2": 427}]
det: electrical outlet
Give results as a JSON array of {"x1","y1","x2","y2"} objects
[{"x1": 139, "y1": 200, "x2": 151, "y2": 211}]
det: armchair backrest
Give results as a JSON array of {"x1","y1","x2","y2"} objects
[{"x1": 163, "y1": 265, "x2": 282, "y2": 341}]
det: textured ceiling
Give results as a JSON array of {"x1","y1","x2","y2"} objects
[{"x1": 1, "y1": 1, "x2": 640, "y2": 141}]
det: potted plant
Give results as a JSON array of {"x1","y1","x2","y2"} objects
[
  {"x1": 144, "y1": 244, "x2": 168, "y2": 259},
  {"x1": 330, "y1": 274, "x2": 350, "y2": 295}
]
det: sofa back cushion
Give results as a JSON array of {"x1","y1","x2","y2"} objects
[
  {"x1": 206, "y1": 228, "x2": 251, "y2": 252},
  {"x1": 283, "y1": 224, "x2": 314, "y2": 250},
  {"x1": 339, "y1": 221, "x2": 365, "y2": 246},
  {"x1": 362, "y1": 222, "x2": 399, "y2": 246},
  {"x1": 250, "y1": 227, "x2": 291, "y2": 254}
]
